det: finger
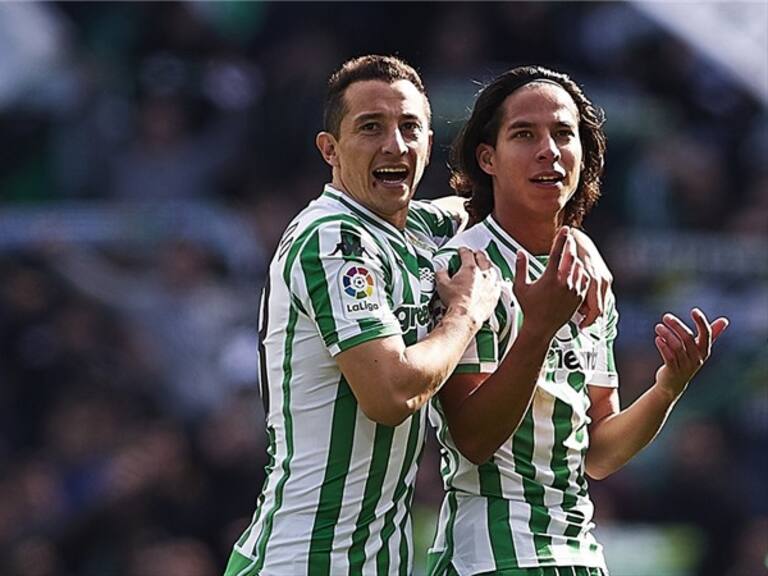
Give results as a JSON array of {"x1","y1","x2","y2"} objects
[
  {"x1": 558, "y1": 233, "x2": 577, "y2": 283},
  {"x1": 435, "y1": 268, "x2": 450, "y2": 286},
  {"x1": 578, "y1": 268, "x2": 591, "y2": 297},
  {"x1": 711, "y1": 317, "x2": 729, "y2": 342},
  {"x1": 662, "y1": 314, "x2": 697, "y2": 356},
  {"x1": 485, "y1": 267, "x2": 500, "y2": 286},
  {"x1": 474, "y1": 250, "x2": 492, "y2": 271},
  {"x1": 567, "y1": 259, "x2": 583, "y2": 291},
  {"x1": 579, "y1": 276, "x2": 600, "y2": 328},
  {"x1": 514, "y1": 251, "x2": 530, "y2": 292},
  {"x1": 691, "y1": 308, "x2": 712, "y2": 357},
  {"x1": 655, "y1": 336, "x2": 677, "y2": 367},
  {"x1": 457, "y1": 247, "x2": 476, "y2": 270},
  {"x1": 546, "y1": 227, "x2": 570, "y2": 274},
  {"x1": 655, "y1": 323, "x2": 684, "y2": 354}
]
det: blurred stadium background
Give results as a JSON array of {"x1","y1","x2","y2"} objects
[{"x1": 0, "y1": 2, "x2": 766, "y2": 575}]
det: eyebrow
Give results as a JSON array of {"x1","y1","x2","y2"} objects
[
  {"x1": 506, "y1": 119, "x2": 577, "y2": 131},
  {"x1": 353, "y1": 112, "x2": 424, "y2": 124}
]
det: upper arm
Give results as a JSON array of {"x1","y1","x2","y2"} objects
[
  {"x1": 588, "y1": 385, "x2": 620, "y2": 430},
  {"x1": 335, "y1": 335, "x2": 410, "y2": 425},
  {"x1": 285, "y1": 220, "x2": 401, "y2": 356}
]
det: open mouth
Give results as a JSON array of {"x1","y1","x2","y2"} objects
[
  {"x1": 530, "y1": 173, "x2": 565, "y2": 185},
  {"x1": 373, "y1": 166, "x2": 409, "y2": 186}
]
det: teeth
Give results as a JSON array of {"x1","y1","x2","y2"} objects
[{"x1": 376, "y1": 167, "x2": 407, "y2": 174}]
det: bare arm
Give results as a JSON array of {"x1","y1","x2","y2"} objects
[
  {"x1": 439, "y1": 228, "x2": 591, "y2": 463},
  {"x1": 335, "y1": 248, "x2": 501, "y2": 427},
  {"x1": 586, "y1": 309, "x2": 728, "y2": 479}
]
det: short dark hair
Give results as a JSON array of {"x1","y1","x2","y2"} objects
[
  {"x1": 451, "y1": 66, "x2": 606, "y2": 228},
  {"x1": 323, "y1": 55, "x2": 431, "y2": 138}
]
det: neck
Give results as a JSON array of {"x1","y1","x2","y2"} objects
[
  {"x1": 493, "y1": 209, "x2": 561, "y2": 255},
  {"x1": 331, "y1": 180, "x2": 408, "y2": 230}
]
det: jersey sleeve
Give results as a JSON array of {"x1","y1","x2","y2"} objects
[
  {"x1": 284, "y1": 219, "x2": 402, "y2": 357},
  {"x1": 588, "y1": 295, "x2": 620, "y2": 388},
  {"x1": 408, "y1": 200, "x2": 463, "y2": 248}
]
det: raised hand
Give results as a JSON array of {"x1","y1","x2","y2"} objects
[
  {"x1": 514, "y1": 227, "x2": 590, "y2": 339},
  {"x1": 654, "y1": 308, "x2": 729, "y2": 400},
  {"x1": 570, "y1": 228, "x2": 613, "y2": 328},
  {"x1": 436, "y1": 247, "x2": 502, "y2": 328}
]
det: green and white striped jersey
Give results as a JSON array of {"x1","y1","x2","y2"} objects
[
  {"x1": 227, "y1": 185, "x2": 461, "y2": 576},
  {"x1": 428, "y1": 215, "x2": 618, "y2": 575}
]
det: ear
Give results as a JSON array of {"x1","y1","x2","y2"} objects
[
  {"x1": 316, "y1": 132, "x2": 339, "y2": 168},
  {"x1": 476, "y1": 143, "x2": 495, "y2": 176}
]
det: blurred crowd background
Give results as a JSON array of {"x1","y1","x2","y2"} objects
[{"x1": 0, "y1": 2, "x2": 766, "y2": 576}]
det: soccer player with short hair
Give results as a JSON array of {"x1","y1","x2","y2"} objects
[
  {"x1": 427, "y1": 66, "x2": 728, "y2": 576},
  {"x1": 224, "y1": 55, "x2": 502, "y2": 576}
]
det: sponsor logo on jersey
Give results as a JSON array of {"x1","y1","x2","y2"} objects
[
  {"x1": 547, "y1": 345, "x2": 597, "y2": 372},
  {"x1": 394, "y1": 303, "x2": 432, "y2": 332},
  {"x1": 547, "y1": 323, "x2": 597, "y2": 372}
]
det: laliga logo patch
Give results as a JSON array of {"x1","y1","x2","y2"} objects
[{"x1": 342, "y1": 266, "x2": 374, "y2": 300}]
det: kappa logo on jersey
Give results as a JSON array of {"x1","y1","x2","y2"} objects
[{"x1": 331, "y1": 233, "x2": 370, "y2": 259}]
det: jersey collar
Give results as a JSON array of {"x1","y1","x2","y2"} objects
[{"x1": 322, "y1": 184, "x2": 408, "y2": 245}]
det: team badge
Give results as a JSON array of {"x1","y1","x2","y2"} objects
[
  {"x1": 342, "y1": 266, "x2": 375, "y2": 299},
  {"x1": 338, "y1": 263, "x2": 383, "y2": 319}
]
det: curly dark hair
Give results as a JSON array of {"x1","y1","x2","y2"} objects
[{"x1": 450, "y1": 66, "x2": 606, "y2": 228}]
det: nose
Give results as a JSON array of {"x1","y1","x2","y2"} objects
[
  {"x1": 382, "y1": 127, "x2": 407, "y2": 156},
  {"x1": 536, "y1": 135, "x2": 560, "y2": 162}
]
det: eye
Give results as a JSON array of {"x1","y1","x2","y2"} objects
[
  {"x1": 401, "y1": 121, "x2": 423, "y2": 135},
  {"x1": 556, "y1": 127, "x2": 576, "y2": 139},
  {"x1": 360, "y1": 121, "x2": 380, "y2": 132},
  {"x1": 511, "y1": 130, "x2": 533, "y2": 139}
]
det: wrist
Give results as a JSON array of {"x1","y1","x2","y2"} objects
[
  {"x1": 444, "y1": 302, "x2": 482, "y2": 332},
  {"x1": 519, "y1": 318, "x2": 557, "y2": 344},
  {"x1": 651, "y1": 381, "x2": 683, "y2": 405}
]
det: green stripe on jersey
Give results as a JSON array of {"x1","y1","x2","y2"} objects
[
  {"x1": 348, "y1": 424, "x2": 395, "y2": 574},
  {"x1": 377, "y1": 413, "x2": 422, "y2": 575},
  {"x1": 512, "y1": 410, "x2": 552, "y2": 555},
  {"x1": 252, "y1": 305, "x2": 299, "y2": 571},
  {"x1": 478, "y1": 460, "x2": 517, "y2": 567},
  {"x1": 300, "y1": 230, "x2": 338, "y2": 347},
  {"x1": 308, "y1": 377, "x2": 358, "y2": 575},
  {"x1": 550, "y1": 399, "x2": 582, "y2": 538}
]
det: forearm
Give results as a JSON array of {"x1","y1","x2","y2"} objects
[
  {"x1": 399, "y1": 304, "x2": 485, "y2": 411},
  {"x1": 447, "y1": 325, "x2": 553, "y2": 464},
  {"x1": 587, "y1": 384, "x2": 678, "y2": 479}
]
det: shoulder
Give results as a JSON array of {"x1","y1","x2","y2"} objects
[{"x1": 408, "y1": 198, "x2": 463, "y2": 242}]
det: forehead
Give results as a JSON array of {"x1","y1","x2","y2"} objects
[
  {"x1": 500, "y1": 82, "x2": 580, "y2": 124},
  {"x1": 341, "y1": 79, "x2": 430, "y2": 125}
]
